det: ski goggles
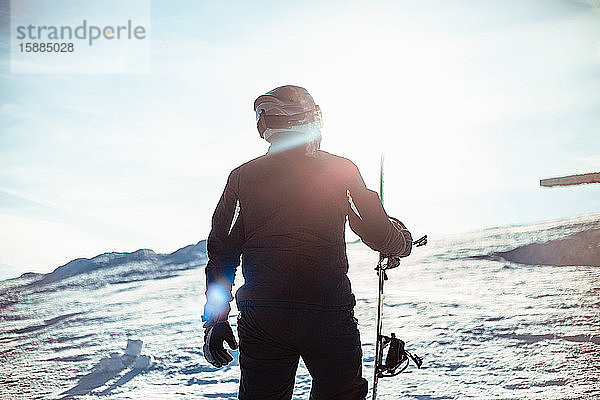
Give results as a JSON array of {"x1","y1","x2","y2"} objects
[{"x1": 256, "y1": 106, "x2": 322, "y2": 138}]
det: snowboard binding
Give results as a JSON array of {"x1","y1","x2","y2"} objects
[{"x1": 375, "y1": 333, "x2": 423, "y2": 378}]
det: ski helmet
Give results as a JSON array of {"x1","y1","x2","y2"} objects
[{"x1": 254, "y1": 85, "x2": 323, "y2": 140}]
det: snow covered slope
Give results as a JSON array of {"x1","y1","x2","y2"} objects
[{"x1": 1, "y1": 217, "x2": 599, "y2": 399}]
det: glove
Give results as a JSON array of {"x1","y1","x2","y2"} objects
[
  {"x1": 384, "y1": 255, "x2": 401, "y2": 269},
  {"x1": 203, "y1": 321, "x2": 238, "y2": 368},
  {"x1": 384, "y1": 217, "x2": 412, "y2": 258}
]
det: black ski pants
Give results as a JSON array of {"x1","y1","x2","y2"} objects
[{"x1": 237, "y1": 303, "x2": 368, "y2": 400}]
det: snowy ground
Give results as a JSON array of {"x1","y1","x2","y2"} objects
[{"x1": 1, "y1": 215, "x2": 599, "y2": 399}]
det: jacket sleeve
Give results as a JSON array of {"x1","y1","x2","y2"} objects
[
  {"x1": 204, "y1": 169, "x2": 245, "y2": 324},
  {"x1": 346, "y1": 162, "x2": 412, "y2": 257}
]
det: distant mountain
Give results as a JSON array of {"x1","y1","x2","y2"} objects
[
  {"x1": 0, "y1": 263, "x2": 28, "y2": 281},
  {"x1": 493, "y1": 229, "x2": 600, "y2": 267},
  {"x1": 33, "y1": 240, "x2": 207, "y2": 286},
  {"x1": 164, "y1": 241, "x2": 207, "y2": 265}
]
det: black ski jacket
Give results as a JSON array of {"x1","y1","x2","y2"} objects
[{"x1": 206, "y1": 146, "x2": 411, "y2": 311}]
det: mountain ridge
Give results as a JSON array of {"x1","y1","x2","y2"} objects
[{"x1": 20, "y1": 240, "x2": 207, "y2": 285}]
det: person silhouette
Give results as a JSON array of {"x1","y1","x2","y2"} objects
[{"x1": 203, "y1": 85, "x2": 412, "y2": 399}]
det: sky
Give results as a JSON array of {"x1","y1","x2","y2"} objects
[{"x1": 0, "y1": 0, "x2": 599, "y2": 279}]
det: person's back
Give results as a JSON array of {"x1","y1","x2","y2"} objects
[
  {"x1": 203, "y1": 85, "x2": 412, "y2": 399},
  {"x1": 231, "y1": 148, "x2": 365, "y2": 308}
]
